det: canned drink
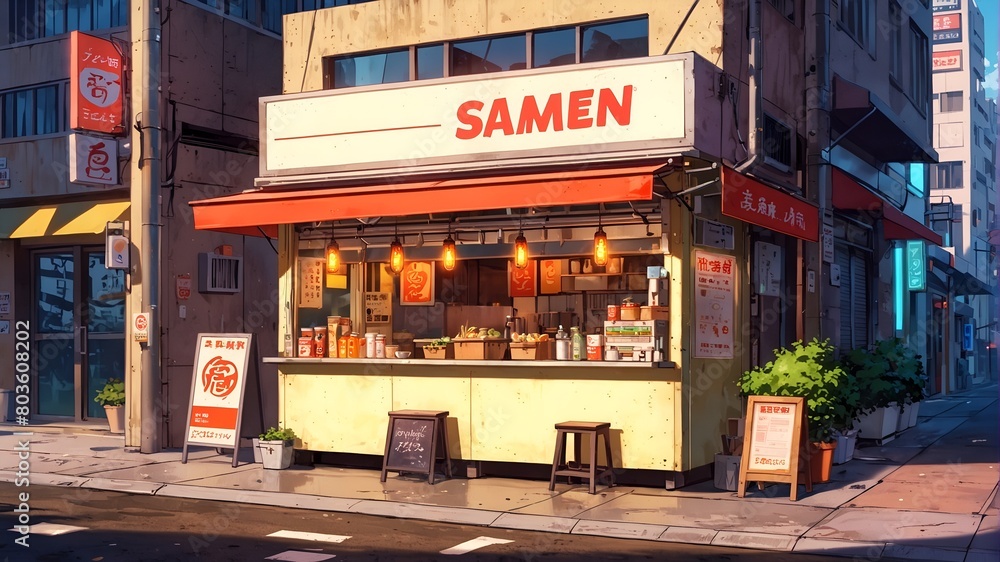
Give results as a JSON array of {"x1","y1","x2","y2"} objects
[
  {"x1": 313, "y1": 326, "x2": 327, "y2": 358},
  {"x1": 607, "y1": 305, "x2": 620, "y2": 322}
]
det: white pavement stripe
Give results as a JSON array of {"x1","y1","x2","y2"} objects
[
  {"x1": 265, "y1": 550, "x2": 336, "y2": 562},
  {"x1": 8, "y1": 522, "x2": 88, "y2": 536},
  {"x1": 267, "y1": 530, "x2": 351, "y2": 543},
  {"x1": 440, "y1": 536, "x2": 514, "y2": 555}
]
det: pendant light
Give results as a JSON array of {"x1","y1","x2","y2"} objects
[
  {"x1": 442, "y1": 224, "x2": 457, "y2": 271},
  {"x1": 389, "y1": 224, "x2": 404, "y2": 274},
  {"x1": 514, "y1": 213, "x2": 528, "y2": 269},
  {"x1": 593, "y1": 211, "x2": 609, "y2": 267},
  {"x1": 325, "y1": 227, "x2": 340, "y2": 274}
]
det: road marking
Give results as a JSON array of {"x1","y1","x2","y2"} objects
[
  {"x1": 8, "y1": 523, "x2": 87, "y2": 536},
  {"x1": 440, "y1": 536, "x2": 514, "y2": 555},
  {"x1": 265, "y1": 550, "x2": 336, "y2": 561},
  {"x1": 267, "y1": 530, "x2": 351, "y2": 543}
]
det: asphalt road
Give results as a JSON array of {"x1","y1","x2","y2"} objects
[{"x1": 0, "y1": 482, "x2": 892, "y2": 561}]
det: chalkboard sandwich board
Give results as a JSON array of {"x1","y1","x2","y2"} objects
[{"x1": 381, "y1": 410, "x2": 453, "y2": 484}]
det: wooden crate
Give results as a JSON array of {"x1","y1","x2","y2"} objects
[
  {"x1": 453, "y1": 339, "x2": 508, "y2": 360},
  {"x1": 509, "y1": 341, "x2": 554, "y2": 360},
  {"x1": 422, "y1": 345, "x2": 453, "y2": 359},
  {"x1": 640, "y1": 306, "x2": 670, "y2": 320}
]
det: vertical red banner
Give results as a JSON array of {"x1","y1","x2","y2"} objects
[
  {"x1": 70, "y1": 31, "x2": 125, "y2": 135},
  {"x1": 509, "y1": 260, "x2": 537, "y2": 297}
]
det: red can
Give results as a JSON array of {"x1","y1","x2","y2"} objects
[{"x1": 607, "y1": 305, "x2": 620, "y2": 322}]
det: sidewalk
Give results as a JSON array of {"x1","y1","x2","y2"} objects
[{"x1": 2, "y1": 384, "x2": 997, "y2": 561}]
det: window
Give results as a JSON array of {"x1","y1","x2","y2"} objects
[
  {"x1": 972, "y1": 208, "x2": 981, "y2": 227},
  {"x1": 940, "y1": 91, "x2": 963, "y2": 112},
  {"x1": 416, "y1": 45, "x2": 444, "y2": 81},
  {"x1": 452, "y1": 35, "x2": 526, "y2": 76},
  {"x1": 906, "y1": 162, "x2": 926, "y2": 197},
  {"x1": 1, "y1": 84, "x2": 66, "y2": 139},
  {"x1": 330, "y1": 49, "x2": 410, "y2": 88},
  {"x1": 929, "y1": 203, "x2": 953, "y2": 246},
  {"x1": 930, "y1": 161, "x2": 963, "y2": 189},
  {"x1": 767, "y1": 0, "x2": 795, "y2": 22},
  {"x1": 908, "y1": 23, "x2": 929, "y2": 113},
  {"x1": 840, "y1": 0, "x2": 872, "y2": 49},
  {"x1": 8, "y1": 0, "x2": 128, "y2": 43},
  {"x1": 763, "y1": 114, "x2": 792, "y2": 170},
  {"x1": 581, "y1": 18, "x2": 648, "y2": 63},
  {"x1": 533, "y1": 28, "x2": 576, "y2": 68},
  {"x1": 889, "y1": 2, "x2": 903, "y2": 82}
]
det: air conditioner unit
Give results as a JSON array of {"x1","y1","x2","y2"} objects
[{"x1": 198, "y1": 252, "x2": 242, "y2": 294}]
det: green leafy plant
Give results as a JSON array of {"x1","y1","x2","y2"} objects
[
  {"x1": 93, "y1": 378, "x2": 125, "y2": 407},
  {"x1": 425, "y1": 336, "x2": 452, "y2": 349},
  {"x1": 738, "y1": 339, "x2": 853, "y2": 443},
  {"x1": 259, "y1": 426, "x2": 296, "y2": 442},
  {"x1": 843, "y1": 338, "x2": 926, "y2": 414}
]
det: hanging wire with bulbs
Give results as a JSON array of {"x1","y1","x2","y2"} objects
[
  {"x1": 442, "y1": 221, "x2": 457, "y2": 271},
  {"x1": 389, "y1": 222, "x2": 404, "y2": 274},
  {"x1": 513, "y1": 211, "x2": 528, "y2": 269}
]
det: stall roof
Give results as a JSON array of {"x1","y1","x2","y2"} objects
[{"x1": 189, "y1": 163, "x2": 668, "y2": 237}]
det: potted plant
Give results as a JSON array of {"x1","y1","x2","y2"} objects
[
  {"x1": 843, "y1": 338, "x2": 926, "y2": 440},
  {"x1": 257, "y1": 426, "x2": 297, "y2": 469},
  {"x1": 738, "y1": 338, "x2": 851, "y2": 483},
  {"x1": 94, "y1": 378, "x2": 126, "y2": 434}
]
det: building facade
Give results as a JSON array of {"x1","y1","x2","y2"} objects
[
  {"x1": 929, "y1": 0, "x2": 998, "y2": 389},
  {"x1": 0, "y1": 0, "x2": 284, "y2": 445}
]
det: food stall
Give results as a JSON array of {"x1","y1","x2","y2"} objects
[{"x1": 190, "y1": 53, "x2": 747, "y2": 485}]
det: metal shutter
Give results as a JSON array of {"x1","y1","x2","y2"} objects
[{"x1": 850, "y1": 253, "x2": 868, "y2": 349}]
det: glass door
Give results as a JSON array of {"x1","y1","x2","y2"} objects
[{"x1": 33, "y1": 248, "x2": 125, "y2": 420}]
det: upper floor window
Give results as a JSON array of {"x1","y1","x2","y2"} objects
[
  {"x1": 930, "y1": 161, "x2": 963, "y2": 190},
  {"x1": 8, "y1": 0, "x2": 128, "y2": 43},
  {"x1": 1, "y1": 83, "x2": 67, "y2": 139},
  {"x1": 323, "y1": 17, "x2": 649, "y2": 89},
  {"x1": 888, "y1": 2, "x2": 903, "y2": 82},
  {"x1": 840, "y1": 0, "x2": 873, "y2": 50},
  {"x1": 940, "y1": 91, "x2": 963, "y2": 112},
  {"x1": 908, "y1": 23, "x2": 929, "y2": 114}
]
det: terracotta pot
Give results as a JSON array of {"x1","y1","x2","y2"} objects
[
  {"x1": 104, "y1": 405, "x2": 125, "y2": 434},
  {"x1": 809, "y1": 441, "x2": 837, "y2": 484}
]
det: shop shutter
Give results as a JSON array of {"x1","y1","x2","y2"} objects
[
  {"x1": 836, "y1": 245, "x2": 853, "y2": 349},
  {"x1": 835, "y1": 243, "x2": 870, "y2": 351},
  {"x1": 850, "y1": 253, "x2": 868, "y2": 350}
]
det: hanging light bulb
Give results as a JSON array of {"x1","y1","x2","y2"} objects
[
  {"x1": 594, "y1": 211, "x2": 608, "y2": 267},
  {"x1": 442, "y1": 232, "x2": 457, "y2": 271},
  {"x1": 325, "y1": 230, "x2": 340, "y2": 274},
  {"x1": 389, "y1": 236, "x2": 404, "y2": 274},
  {"x1": 514, "y1": 231, "x2": 528, "y2": 269}
]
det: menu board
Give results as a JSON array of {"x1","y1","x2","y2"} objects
[
  {"x1": 298, "y1": 257, "x2": 325, "y2": 309},
  {"x1": 693, "y1": 251, "x2": 735, "y2": 358},
  {"x1": 737, "y1": 396, "x2": 812, "y2": 501}
]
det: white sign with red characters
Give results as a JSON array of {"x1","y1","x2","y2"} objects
[
  {"x1": 176, "y1": 274, "x2": 192, "y2": 301},
  {"x1": 69, "y1": 133, "x2": 118, "y2": 186},
  {"x1": 184, "y1": 334, "x2": 252, "y2": 449},
  {"x1": 747, "y1": 402, "x2": 797, "y2": 472},
  {"x1": 133, "y1": 313, "x2": 149, "y2": 343},
  {"x1": 693, "y1": 251, "x2": 735, "y2": 359}
]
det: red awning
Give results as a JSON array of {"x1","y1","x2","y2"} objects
[
  {"x1": 831, "y1": 168, "x2": 943, "y2": 246},
  {"x1": 190, "y1": 164, "x2": 664, "y2": 236}
]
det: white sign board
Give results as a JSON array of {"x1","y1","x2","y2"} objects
[
  {"x1": 298, "y1": 258, "x2": 326, "y2": 309},
  {"x1": 69, "y1": 133, "x2": 118, "y2": 186},
  {"x1": 693, "y1": 251, "x2": 735, "y2": 358},
  {"x1": 822, "y1": 224, "x2": 835, "y2": 264},
  {"x1": 747, "y1": 401, "x2": 798, "y2": 471},
  {"x1": 755, "y1": 241, "x2": 782, "y2": 297},
  {"x1": 184, "y1": 334, "x2": 253, "y2": 449},
  {"x1": 263, "y1": 57, "x2": 689, "y2": 176},
  {"x1": 0, "y1": 292, "x2": 9, "y2": 315},
  {"x1": 133, "y1": 313, "x2": 149, "y2": 342}
]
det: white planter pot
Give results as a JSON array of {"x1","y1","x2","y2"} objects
[
  {"x1": 258, "y1": 439, "x2": 293, "y2": 469},
  {"x1": 833, "y1": 429, "x2": 859, "y2": 464},
  {"x1": 907, "y1": 401, "x2": 920, "y2": 428},
  {"x1": 855, "y1": 405, "x2": 900, "y2": 440},
  {"x1": 897, "y1": 407, "x2": 908, "y2": 433}
]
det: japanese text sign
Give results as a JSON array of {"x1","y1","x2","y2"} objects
[
  {"x1": 906, "y1": 240, "x2": 926, "y2": 291},
  {"x1": 69, "y1": 133, "x2": 118, "y2": 186},
  {"x1": 721, "y1": 167, "x2": 819, "y2": 242},
  {"x1": 932, "y1": 14, "x2": 962, "y2": 43},
  {"x1": 693, "y1": 251, "x2": 735, "y2": 359},
  {"x1": 738, "y1": 396, "x2": 811, "y2": 501},
  {"x1": 400, "y1": 262, "x2": 435, "y2": 306},
  {"x1": 70, "y1": 31, "x2": 124, "y2": 135},
  {"x1": 186, "y1": 334, "x2": 252, "y2": 448},
  {"x1": 932, "y1": 50, "x2": 962, "y2": 72},
  {"x1": 509, "y1": 260, "x2": 537, "y2": 298}
]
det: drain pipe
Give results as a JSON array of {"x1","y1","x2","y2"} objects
[{"x1": 736, "y1": 0, "x2": 763, "y2": 173}]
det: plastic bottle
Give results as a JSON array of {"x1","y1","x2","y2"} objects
[{"x1": 570, "y1": 326, "x2": 584, "y2": 361}]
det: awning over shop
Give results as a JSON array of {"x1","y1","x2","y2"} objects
[
  {"x1": 831, "y1": 168, "x2": 943, "y2": 246},
  {"x1": 831, "y1": 75, "x2": 937, "y2": 164},
  {"x1": 190, "y1": 164, "x2": 665, "y2": 237},
  {"x1": 0, "y1": 200, "x2": 129, "y2": 239},
  {"x1": 953, "y1": 270, "x2": 995, "y2": 297}
]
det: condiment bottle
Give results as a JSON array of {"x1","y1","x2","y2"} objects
[
  {"x1": 555, "y1": 325, "x2": 569, "y2": 361},
  {"x1": 375, "y1": 334, "x2": 386, "y2": 358},
  {"x1": 347, "y1": 332, "x2": 360, "y2": 358},
  {"x1": 570, "y1": 326, "x2": 584, "y2": 361},
  {"x1": 338, "y1": 333, "x2": 349, "y2": 358}
]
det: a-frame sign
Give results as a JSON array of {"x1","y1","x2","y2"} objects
[{"x1": 737, "y1": 396, "x2": 813, "y2": 501}]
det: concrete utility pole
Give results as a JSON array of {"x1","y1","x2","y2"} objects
[{"x1": 132, "y1": 0, "x2": 162, "y2": 453}]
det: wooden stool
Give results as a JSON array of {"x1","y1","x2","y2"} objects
[{"x1": 549, "y1": 421, "x2": 615, "y2": 494}]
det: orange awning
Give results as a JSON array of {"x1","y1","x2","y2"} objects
[
  {"x1": 831, "y1": 168, "x2": 942, "y2": 246},
  {"x1": 190, "y1": 164, "x2": 664, "y2": 237}
]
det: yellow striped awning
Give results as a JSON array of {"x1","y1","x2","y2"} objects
[{"x1": 0, "y1": 200, "x2": 129, "y2": 239}]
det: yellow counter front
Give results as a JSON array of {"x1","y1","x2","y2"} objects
[{"x1": 264, "y1": 358, "x2": 682, "y2": 471}]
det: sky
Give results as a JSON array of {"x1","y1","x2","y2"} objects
[{"x1": 981, "y1": 0, "x2": 998, "y2": 99}]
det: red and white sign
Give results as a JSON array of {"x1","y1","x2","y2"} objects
[
  {"x1": 400, "y1": 262, "x2": 435, "y2": 306},
  {"x1": 932, "y1": 50, "x2": 962, "y2": 72},
  {"x1": 70, "y1": 31, "x2": 124, "y2": 135},
  {"x1": 509, "y1": 260, "x2": 538, "y2": 298},
  {"x1": 263, "y1": 57, "x2": 688, "y2": 177},
  {"x1": 69, "y1": 133, "x2": 118, "y2": 186},
  {"x1": 176, "y1": 274, "x2": 192, "y2": 300},
  {"x1": 693, "y1": 251, "x2": 735, "y2": 359},
  {"x1": 721, "y1": 167, "x2": 819, "y2": 242},
  {"x1": 186, "y1": 334, "x2": 252, "y2": 448},
  {"x1": 747, "y1": 402, "x2": 797, "y2": 472},
  {"x1": 133, "y1": 313, "x2": 149, "y2": 343}
]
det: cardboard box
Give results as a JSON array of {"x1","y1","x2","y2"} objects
[
  {"x1": 422, "y1": 345, "x2": 453, "y2": 359},
  {"x1": 639, "y1": 306, "x2": 670, "y2": 320},
  {"x1": 453, "y1": 338, "x2": 508, "y2": 360},
  {"x1": 714, "y1": 454, "x2": 741, "y2": 491},
  {"x1": 510, "y1": 340, "x2": 554, "y2": 360}
]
